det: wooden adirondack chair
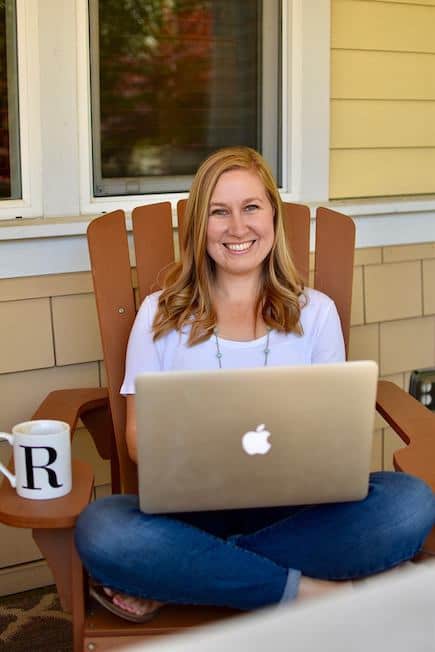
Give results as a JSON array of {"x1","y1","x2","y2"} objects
[{"x1": 1, "y1": 202, "x2": 434, "y2": 652}]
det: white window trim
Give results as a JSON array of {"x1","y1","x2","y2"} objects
[
  {"x1": 0, "y1": 0, "x2": 42, "y2": 221},
  {"x1": 282, "y1": 0, "x2": 331, "y2": 203}
]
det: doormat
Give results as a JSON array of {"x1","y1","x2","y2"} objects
[{"x1": 0, "y1": 585, "x2": 72, "y2": 651}]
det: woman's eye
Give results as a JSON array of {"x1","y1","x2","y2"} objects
[
  {"x1": 210, "y1": 208, "x2": 227, "y2": 216},
  {"x1": 244, "y1": 204, "x2": 259, "y2": 212}
]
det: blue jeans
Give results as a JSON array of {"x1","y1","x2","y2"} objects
[{"x1": 75, "y1": 472, "x2": 434, "y2": 610}]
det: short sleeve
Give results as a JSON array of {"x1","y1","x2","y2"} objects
[
  {"x1": 120, "y1": 293, "x2": 162, "y2": 395},
  {"x1": 311, "y1": 299, "x2": 345, "y2": 364}
]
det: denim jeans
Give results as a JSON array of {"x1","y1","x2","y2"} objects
[{"x1": 75, "y1": 472, "x2": 434, "y2": 610}]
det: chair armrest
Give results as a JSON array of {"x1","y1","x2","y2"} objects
[
  {"x1": 376, "y1": 380, "x2": 435, "y2": 489},
  {"x1": 0, "y1": 388, "x2": 105, "y2": 529},
  {"x1": 0, "y1": 459, "x2": 94, "y2": 529},
  {"x1": 33, "y1": 387, "x2": 114, "y2": 462},
  {"x1": 32, "y1": 387, "x2": 109, "y2": 432}
]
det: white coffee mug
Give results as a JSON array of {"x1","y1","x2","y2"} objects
[{"x1": 0, "y1": 420, "x2": 72, "y2": 500}]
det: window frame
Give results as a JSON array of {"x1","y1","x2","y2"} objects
[
  {"x1": 0, "y1": 0, "x2": 42, "y2": 221},
  {"x1": 88, "y1": 0, "x2": 282, "y2": 197},
  {"x1": 3, "y1": 0, "x2": 21, "y2": 200},
  {"x1": 77, "y1": 0, "x2": 331, "y2": 215}
]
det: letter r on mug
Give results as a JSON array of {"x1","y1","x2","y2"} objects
[{"x1": 21, "y1": 445, "x2": 63, "y2": 490}]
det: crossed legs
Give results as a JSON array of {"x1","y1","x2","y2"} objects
[{"x1": 75, "y1": 472, "x2": 435, "y2": 613}]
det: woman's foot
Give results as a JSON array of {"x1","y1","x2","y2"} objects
[
  {"x1": 103, "y1": 587, "x2": 163, "y2": 618},
  {"x1": 89, "y1": 583, "x2": 163, "y2": 623},
  {"x1": 296, "y1": 575, "x2": 352, "y2": 602}
]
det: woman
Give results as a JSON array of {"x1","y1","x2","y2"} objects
[{"x1": 76, "y1": 147, "x2": 434, "y2": 622}]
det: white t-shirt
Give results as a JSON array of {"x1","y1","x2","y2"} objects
[{"x1": 120, "y1": 288, "x2": 345, "y2": 395}]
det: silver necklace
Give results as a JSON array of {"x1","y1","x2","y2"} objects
[{"x1": 213, "y1": 327, "x2": 271, "y2": 369}]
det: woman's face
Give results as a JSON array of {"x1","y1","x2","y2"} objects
[{"x1": 206, "y1": 168, "x2": 275, "y2": 281}]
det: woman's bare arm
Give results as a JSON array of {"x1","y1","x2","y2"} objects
[{"x1": 125, "y1": 395, "x2": 138, "y2": 463}]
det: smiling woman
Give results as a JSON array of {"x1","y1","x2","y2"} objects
[
  {"x1": 74, "y1": 146, "x2": 435, "y2": 623},
  {"x1": 153, "y1": 146, "x2": 304, "y2": 345}
]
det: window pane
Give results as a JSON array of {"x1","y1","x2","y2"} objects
[
  {"x1": 0, "y1": 0, "x2": 21, "y2": 200},
  {"x1": 89, "y1": 0, "x2": 281, "y2": 196}
]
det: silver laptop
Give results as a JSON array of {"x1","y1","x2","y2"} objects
[{"x1": 135, "y1": 361, "x2": 378, "y2": 513}]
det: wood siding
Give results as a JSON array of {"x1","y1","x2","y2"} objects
[{"x1": 330, "y1": 0, "x2": 435, "y2": 198}]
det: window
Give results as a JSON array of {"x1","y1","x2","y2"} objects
[
  {"x1": 88, "y1": 0, "x2": 281, "y2": 197},
  {"x1": 0, "y1": 0, "x2": 20, "y2": 200}
]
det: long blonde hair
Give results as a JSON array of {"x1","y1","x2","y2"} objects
[{"x1": 153, "y1": 147, "x2": 304, "y2": 345}]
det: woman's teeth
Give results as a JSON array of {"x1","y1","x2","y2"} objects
[{"x1": 224, "y1": 241, "x2": 254, "y2": 251}]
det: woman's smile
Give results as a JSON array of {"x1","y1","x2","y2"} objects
[{"x1": 222, "y1": 240, "x2": 256, "y2": 253}]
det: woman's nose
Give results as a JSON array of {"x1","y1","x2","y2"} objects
[{"x1": 227, "y1": 211, "x2": 248, "y2": 237}]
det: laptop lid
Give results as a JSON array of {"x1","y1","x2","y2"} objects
[{"x1": 135, "y1": 361, "x2": 378, "y2": 513}]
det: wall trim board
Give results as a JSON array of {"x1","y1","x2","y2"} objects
[
  {"x1": 0, "y1": 560, "x2": 53, "y2": 597},
  {"x1": 2, "y1": 208, "x2": 435, "y2": 279}
]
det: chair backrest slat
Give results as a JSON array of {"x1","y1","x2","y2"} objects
[
  {"x1": 132, "y1": 203, "x2": 175, "y2": 303},
  {"x1": 314, "y1": 207, "x2": 355, "y2": 357},
  {"x1": 282, "y1": 203, "x2": 311, "y2": 284},
  {"x1": 177, "y1": 199, "x2": 187, "y2": 248},
  {"x1": 87, "y1": 211, "x2": 138, "y2": 493}
]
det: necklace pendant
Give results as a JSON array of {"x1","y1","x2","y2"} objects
[{"x1": 214, "y1": 327, "x2": 272, "y2": 368}]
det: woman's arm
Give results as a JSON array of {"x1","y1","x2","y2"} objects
[
  {"x1": 121, "y1": 294, "x2": 162, "y2": 463},
  {"x1": 125, "y1": 395, "x2": 138, "y2": 463}
]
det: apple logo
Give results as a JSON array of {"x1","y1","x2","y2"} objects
[{"x1": 242, "y1": 424, "x2": 271, "y2": 455}]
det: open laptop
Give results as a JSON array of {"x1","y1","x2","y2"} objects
[{"x1": 135, "y1": 361, "x2": 378, "y2": 513}]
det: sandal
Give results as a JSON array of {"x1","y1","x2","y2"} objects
[{"x1": 89, "y1": 584, "x2": 162, "y2": 623}]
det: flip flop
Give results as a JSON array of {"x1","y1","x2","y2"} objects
[{"x1": 89, "y1": 584, "x2": 162, "y2": 623}]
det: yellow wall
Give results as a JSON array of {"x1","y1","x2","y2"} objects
[{"x1": 330, "y1": 0, "x2": 435, "y2": 198}]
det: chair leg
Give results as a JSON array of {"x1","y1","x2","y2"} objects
[{"x1": 33, "y1": 528, "x2": 85, "y2": 652}]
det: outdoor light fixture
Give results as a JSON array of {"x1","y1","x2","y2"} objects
[{"x1": 409, "y1": 368, "x2": 435, "y2": 411}]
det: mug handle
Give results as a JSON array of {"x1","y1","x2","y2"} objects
[{"x1": 0, "y1": 433, "x2": 16, "y2": 488}]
